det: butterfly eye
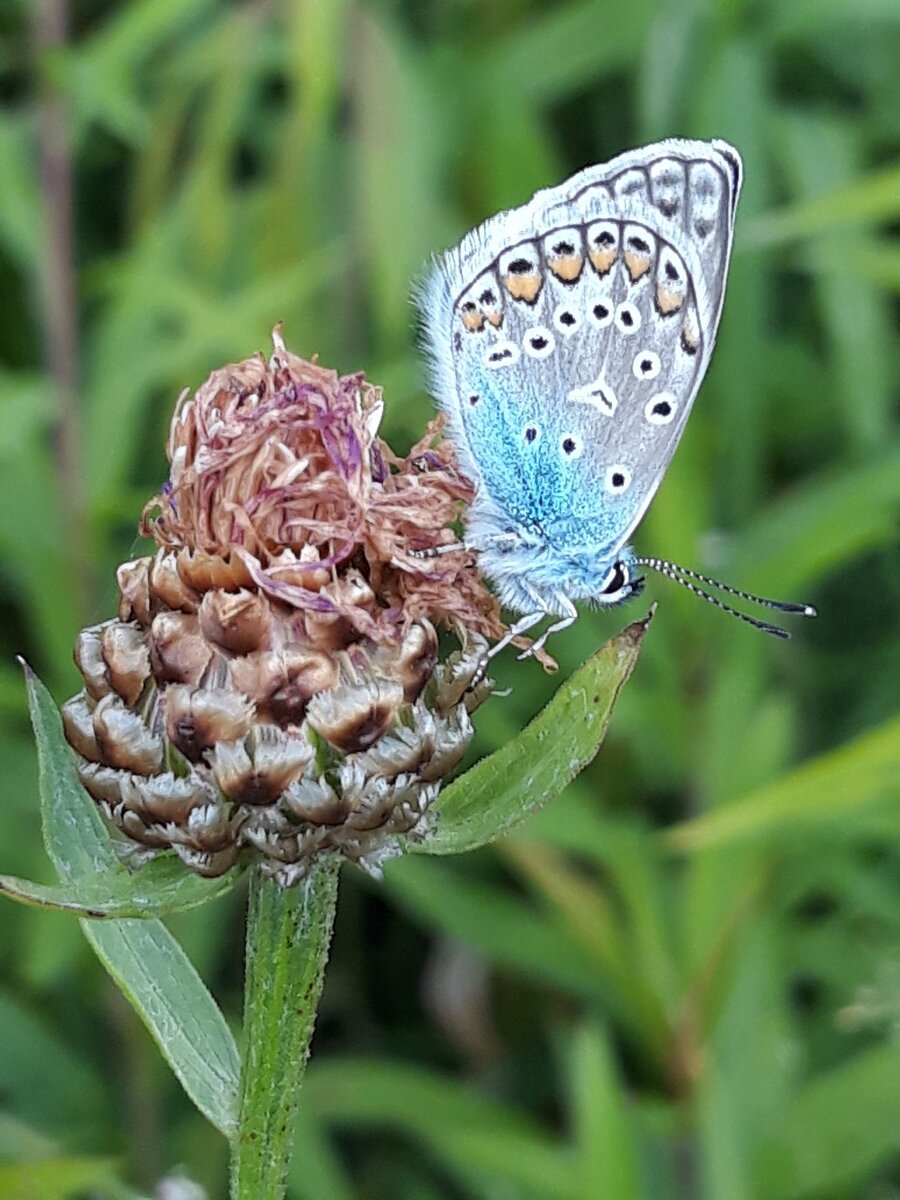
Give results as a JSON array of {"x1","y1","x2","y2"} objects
[
  {"x1": 604, "y1": 464, "x2": 632, "y2": 494},
  {"x1": 644, "y1": 392, "x2": 677, "y2": 424},
  {"x1": 523, "y1": 424, "x2": 541, "y2": 444},
  {"x1": 560, "y1": 433, "x2": 584, "y2": 460},
  {"x1": 523, "y1": 327, "x2": 556, "y2": 359},
  {"x1": 601, "y1": 561, "x2": 629, "y2": 594},
  {"x1": 633, "y1": 350, "x2": 661, "y2": 380}
]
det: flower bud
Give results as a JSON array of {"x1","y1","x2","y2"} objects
[{"x1": 61, "y1": 332, "x2": 503, "y2": 882}]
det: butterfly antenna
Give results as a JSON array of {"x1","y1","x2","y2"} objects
[{"x1": 634, "y1": 556, "x2": 816, "y2": 639}]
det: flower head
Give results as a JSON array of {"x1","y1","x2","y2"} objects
[{"x1": 63, "y1": 331, "x2": 503, "y2": 883}]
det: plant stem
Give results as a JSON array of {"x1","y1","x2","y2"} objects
[
  {"x1": 34, "y1": 0, "x2": 92, "y2": 627},
  {"x1": 231, "y1": 860, "x2": 340, "y2": 1200}
]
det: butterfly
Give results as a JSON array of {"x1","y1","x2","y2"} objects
[{"x1": 415, "y1": 139, "x2": 815, "y2": 666}]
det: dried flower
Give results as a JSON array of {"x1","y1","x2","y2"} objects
[{"x1": 62, "y1": 330, "x2": 503, "y2": 884}]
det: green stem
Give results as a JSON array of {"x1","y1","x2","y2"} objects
[{"x1": 231, "y1": 859, "x2": 340, "y2": 1200}]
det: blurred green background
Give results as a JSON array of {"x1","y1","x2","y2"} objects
[{"x1": 1, "y1": 0, "x2": 898, "y2": 1196}]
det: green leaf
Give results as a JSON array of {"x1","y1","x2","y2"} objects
[
  {"x1": 501, "y1": 841, "x2": 671, "y2": 1062},
  {"x1": 0, "y1": 1113, "x2": 57, "y2": 1162},
  {"x1": 418, "y1": 612, "x2": 651, "y2": 856},
  {"x1": 488, "y1": 0, "x2": 655, "y2": 103},
  {"x1": 288, "y1": 1106, "x2": 356, "y2": 1200},
  {"x1": 0, "y1": 1156, "x2": 128, "y2": 1200},
  {"x1": 81, "y1": 919, "x2": 240, "y2": 1138},
  {"x1": 726, "y1": 449, "x2": 900, "y2": 602},
  {"x1": 305, "y1": 1058, "x2": 572, "y2": 1200},
  {"x1": 760, "y1": 1045, "x2": 900, "y2": 1199},
  {"x1": 0, "y1": 856, "x2": 242, "y2": 918},
  {"x1": 668, "y1": 715, "x2": 900, "y2": 853},
  {"x1": 567, "y1": 1024, "x2": 641, "y2": 1200},
  {"x1": 0, "y1": 115, "x2": 42, "y2": 270},
  {"x1": 384, "y1": 855, "x2": 600, "y2": 998},
  {"x1": 0, "y1": 989, "x2": 109, "y2": 1144},
  {"x1": 698, "y1": 1059, "x2": 755, "y2": 1200},
  {"x1": 22, "y1": 665, "x2": 241, "y2": 1136},
  {"x1": 743, "y1": 161, "x2": 900, "y2": 247}
]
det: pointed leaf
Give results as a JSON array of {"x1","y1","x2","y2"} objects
[
  {"x1": 80, "y1": 918, "x2": 240, "y2": 1138},
  {"x1": 0, "y1": 856, "x2": 241, "y2": 918},
  {"x1": 21, "y1": 665, "x2": 240, "y2": 1135},
  {"x1": 418, "y1": 612, "x2": 651, "y2": 856}
]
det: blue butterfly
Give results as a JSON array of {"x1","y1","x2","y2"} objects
[{"x1": 416, "y1": 139, "x2": 814, "y2": 666}]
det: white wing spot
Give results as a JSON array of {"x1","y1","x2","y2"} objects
[
  {"x1": 605, "y1": 464, "x2": 632, "y2": 494},
  {"x1": 560, "y1": 433, "x2": 584, "y2": 460},
  {"x1": 484, "y1": 341, "x2": 520, "y2": 369},
  {"x1": 552, "y1": 304, "x2": 581, "y2": 336},
  {"x1": 567, "y1": 379, "x2": 617, "y2": 417},
  {"x1": 523, "y1": 326, "x2": 556, "y2": 359},
  {"x1": 589, "y1": 299, "x2": 614, "y2": 328},
  {"x1": 615, "y1": 302, "x2": 642, "y2": 335},
  {"x1": 645, "y1": 393, "x2": 677, "y2": 425},
  {"x1": 633, "y1": 350, "x2": 661, "y2": 380}
]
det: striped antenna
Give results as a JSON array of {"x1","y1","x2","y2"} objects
[{"x1": 633, "y1": 556, "x2": 816, "y2": 639}]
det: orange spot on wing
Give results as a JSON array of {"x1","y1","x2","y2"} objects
[
  {"x1": 624, "y1": 249, "x2": 651, "y2": 282},
  {"x1": 548, "y1": 253, "x2": 584, "y2": 282},
  {"x1": 655, "y1": 284, "x2": 684, "y2": 315},
  {"x1": 503, "y1": 273, "x2": 543, "y2": 303},
  {"x1": 588, "y1": 246, "x2": 617, "y2": 276}
]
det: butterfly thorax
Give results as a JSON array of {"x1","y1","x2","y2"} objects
[{"x1": 466, "y1": 493, "x2": 635, "y2": 616}]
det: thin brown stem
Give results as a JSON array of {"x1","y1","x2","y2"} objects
[{"x1": 35, "y1": 0, "x2": 90, "y2": 624}]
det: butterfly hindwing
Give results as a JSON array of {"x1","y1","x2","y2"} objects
[{"x1": 419, "y1": 139, "x2": 742, "y2": 555}]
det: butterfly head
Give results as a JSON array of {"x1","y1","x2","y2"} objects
[{"x1": 595, "y1": 555, "x2": 646, "y2": 606}]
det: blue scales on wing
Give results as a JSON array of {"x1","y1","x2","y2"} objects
[{"x1": 419, "y1": 139, "x2": 742, "y2": 560}]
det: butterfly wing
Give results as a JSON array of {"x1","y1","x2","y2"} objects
[{"x1": 419, "y1": 138, "x2": 742, "y2": 555}]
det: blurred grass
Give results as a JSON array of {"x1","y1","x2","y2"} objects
[{"x1": 0, "y1": 0, "x2": 898, "y2": 1196}]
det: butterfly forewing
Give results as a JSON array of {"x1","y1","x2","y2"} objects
[{"x1": 420, "y1": 139, "x2": 742, "y2": 555}]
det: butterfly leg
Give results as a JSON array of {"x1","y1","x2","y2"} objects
[
  {"x1": 469, "y1": 608, "x2": 547, "y2": 689},
  {"x1": 516, "y1": 593, "x2": 578, "y2": 659},
  {"x1": 487, "y1": 609, "x2": 547, "y2": 660},
  {"x1": 409, "y1": 541, "x2": 468, "y2": 559},
  {"x1": 410, "y1": 531, "x2": 522, "y2": 560}
]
